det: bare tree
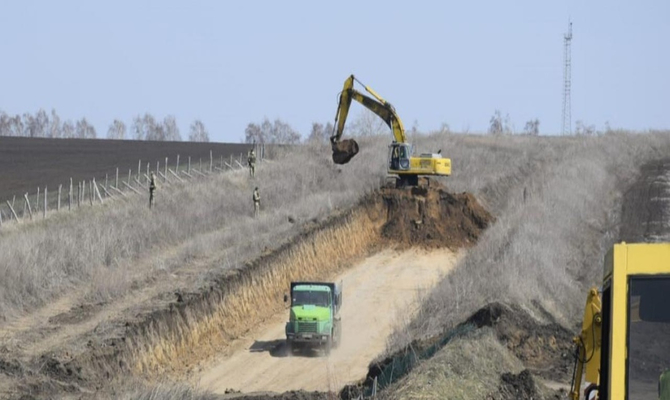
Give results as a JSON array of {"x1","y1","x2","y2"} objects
[
  {"x1": 75, "y1": 118, "x2": 96, "y2": 139},
  {"x1": 143, "y1": 114, "x2": 159, "y2": 140},
  {"x1": 189, "y1": 120, "x2": 209, "y2": 142},
  {"x1": 352, "y1": 109, "x2": 386, "y2": 137},
  {"x1": 307, "y1": 122, "x2": 333, "y2": 143},
  {"x1": 162, "y1": 115, "x2": 181, "y2": 141},
  {"x1": 131, "y1": 113, "x2": 159, "y2": 140},
  {"x1": 272, "y1": 119, "x2": 301, "y2": 144},
  {"x1": 49, "y1": 109, "x2": 61, "y2": 138},
  {"x1": 10, "y1": 115, "x2": 23, "y2": 137},
  {"x1": 523, "y1": 119, "x2": 540, "y2": 136},
  {"x1": 34, "y1": 109, "x2": 49, "y2": 137},
  {"x1": 244, "y1": 122, "x2": 264, "y2": 144},
  {"x1": 131, "y1": 115, "x2": 144, "y2": 140},
  {"x1": 107, "y1": 119, "x2": 127, "y2": 139},
  {"x1": 244, "y1": 117, "x2": 301, "y2": 144},
  {"x1": 0, "y1": 111, "x2": 10, "y2": 137},
  {"x1": 23, "y1": 113, "x2": 37, "y2": 137},
  {"x1": 62, "y1": 120, "x2": 75, "y2": 138},
  {"x1": 575, "y1": 120, "x2": 595, "y2": 136},
  {"x1": 489, "y1": 110, "x2": 513, "y2": 135},
  {"x1": 438, "y1": 122, "x2": 451, "y2": 135}
]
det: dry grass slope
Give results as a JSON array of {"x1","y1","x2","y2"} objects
[{"x1": 2, "y1": 131, "x2": 670, "y2": 400}]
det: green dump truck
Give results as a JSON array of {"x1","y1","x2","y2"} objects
[{"x1": 284, "y1": 281, "x2": 342, "y2": 355}]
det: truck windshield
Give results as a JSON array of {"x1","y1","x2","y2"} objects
[
  {"x1": 628, "y1": 277, "x2": 670, "y2": 399},
  {"x1": 292, "y1": 290, "x2": 330, "y2": 307}
]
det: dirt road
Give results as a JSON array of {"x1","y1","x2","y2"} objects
[{"x1": 198, "y1": 248, "x2": 460, "y2": 393}]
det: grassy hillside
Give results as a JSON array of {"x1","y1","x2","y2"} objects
[{"x1": 2, "y1": 131, "x2": 670, "y2": 399}]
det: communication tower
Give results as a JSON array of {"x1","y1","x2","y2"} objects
[{"x1": 561, "y1": 21, "x2": 573, "y2": 135}]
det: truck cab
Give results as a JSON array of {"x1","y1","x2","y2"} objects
[{"x1": 285, "y1": 281, "x2": 342, "y2": 355}]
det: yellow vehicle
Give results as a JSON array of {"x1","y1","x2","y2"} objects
[
  {"x1": 330, "y1": 74, "x2": 451, "y2": 187},
  {"x1": 570, "y1": 242, "x2": 670, "y2": 400}
]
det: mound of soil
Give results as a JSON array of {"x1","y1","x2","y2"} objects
[
  {"x1": 378, "y1": 183, "x2": 493, "y2": 249},
  {"x1": 226, "y1": 390, "x2": 330, "y2": 400},
  {"x1": 491, "y1": 370, "x2": 538, "y2": 400},
  {"x1": 466, "y1": 303, "x2": 574, "y2": 382}
]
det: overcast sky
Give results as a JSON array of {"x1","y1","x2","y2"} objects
[{"x1": 1, "y1": 1, "x2": 668, "y2": 142}]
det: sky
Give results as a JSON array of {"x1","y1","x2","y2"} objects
[{"x1": 1, "y1": 1, "x2": 669, "y2": 142}]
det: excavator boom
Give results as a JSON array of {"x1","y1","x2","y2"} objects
[{"x1": 332, "y1": 75, "x2": 406, "y2": 147}]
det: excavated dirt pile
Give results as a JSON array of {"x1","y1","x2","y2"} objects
[
  {"x1": 467, "y1": 303, "x2": 574, "y2": 383},
  {"x1": 346, "y1": 302, "x2": 573, "y2": 399},
  {"x1": 491, "y1": 370, "x2": 538, "y2": 400},
  {"x1": 378, "y1": 182, "x2": 493, "y2": 249}
]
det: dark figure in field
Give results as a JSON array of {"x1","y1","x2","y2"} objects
[
  {"x1": 149, "y1": 172, "x2": 157, "y2": 209},
  {"x1": 247, "y1": 147, "x2": 257, "y2": 177},
  {"x1": 253, "y1": 187, "x2": 260, "y2": 217}
]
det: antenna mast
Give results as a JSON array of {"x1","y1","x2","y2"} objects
[{"x1": 561, "y1": 21, "x2": 573, "y2": 135}]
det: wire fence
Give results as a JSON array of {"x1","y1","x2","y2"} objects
[{"x1": 0, "y1": 143, "x2": 266, "y2": 228}]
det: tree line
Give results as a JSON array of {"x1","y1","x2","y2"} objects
[{"x1": 0, "y1": 109, "x2": 210, "y2": 142}]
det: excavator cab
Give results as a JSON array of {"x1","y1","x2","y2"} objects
[{"x1": 389, "y1": 143, "x2": 411, "y2": 171}]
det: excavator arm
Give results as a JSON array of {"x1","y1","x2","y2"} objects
[
  {"x1": 332, "y1": 75, "x2": 406, "y2": 144},
  {"x1": 330, "y1": 75, "x2": 406, "y2": 164},
  {"x1": 570, "y1": 287, "x2": 602, "y2": 400}
]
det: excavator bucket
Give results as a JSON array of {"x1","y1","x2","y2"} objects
[{"x1": 332, "y1": 139, "x2": 359, "y2": 164}]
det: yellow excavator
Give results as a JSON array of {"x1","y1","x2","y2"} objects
[
  {"x1": 330, "y1": 74, "x2": 451, "y2": 187},
  {"x1": 570, "y1": 242, "x2": 670, "y2": 400}
]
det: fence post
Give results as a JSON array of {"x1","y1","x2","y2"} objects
[
  {"x1": 188, "y1": 156, "x2": 191, "y2": 174},
  {"x1": 83, "y1": 181, "x2": 87, "y2": 206},
  {"x1": 36, "y1": 187, "x2": 40, "y2": 213},
  {"x1": 177, "y1": 154, "x2": 180, "y2": 172},
  {"x1": 24, "y1": 193, "x2": 33, "y2": 220},
  {"x1": 165, "y1": 157, "x2": 168, "y2": 182},
  {"x1": 128, "y1": 169, "x2": 132, "y2": 188},
  {"x1": 44, "y1": 186, "x2": 47, "y2": 219},
  {"x1": 220, "y1": 155, "x2": 223, "y2": 170},
  {"x1": 77, "y1": 182, "x2": 81, "y2": 208},
  {"x1": 93, "y1": 179, "x2": 103, "y2": 203},
  {"x1": 230, "y1": 154, "x2": 233, "y2": 170},
  {"x1": 146, "y1": 162, "x2": 150, "y2": 184},
  {"x1": 210, "y1": 150, "x2": 213, "y2": 173},
  {"x1": 89, "y1": 180, "x2": 93, "y2": 206},
  {"x1": 199, "y1": 158, "x2": 202, "y2": 172},
  {"x1": 69, "y1": 178, "x2": 72, "y2": 211},
  {"x1": 116, "y1": 167, "x2": 119, "y2": 189},
  {"x1": 58, "y1": 184, "x2": 62, "y2": 211},
  {"x1": 138, "y1": 160, "x2": 141, "y2": 181},
  {"x1": 6, "y1": 201, "x2": 19, "y2": 222}
]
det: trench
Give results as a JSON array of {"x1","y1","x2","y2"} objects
[{"x1": 20, "y1": 184, "x2": 492, "y2": 397}]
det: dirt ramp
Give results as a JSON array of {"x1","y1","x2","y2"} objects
[{"x1": 378, "y1": 184, "x2": 493, "y2": 248}]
